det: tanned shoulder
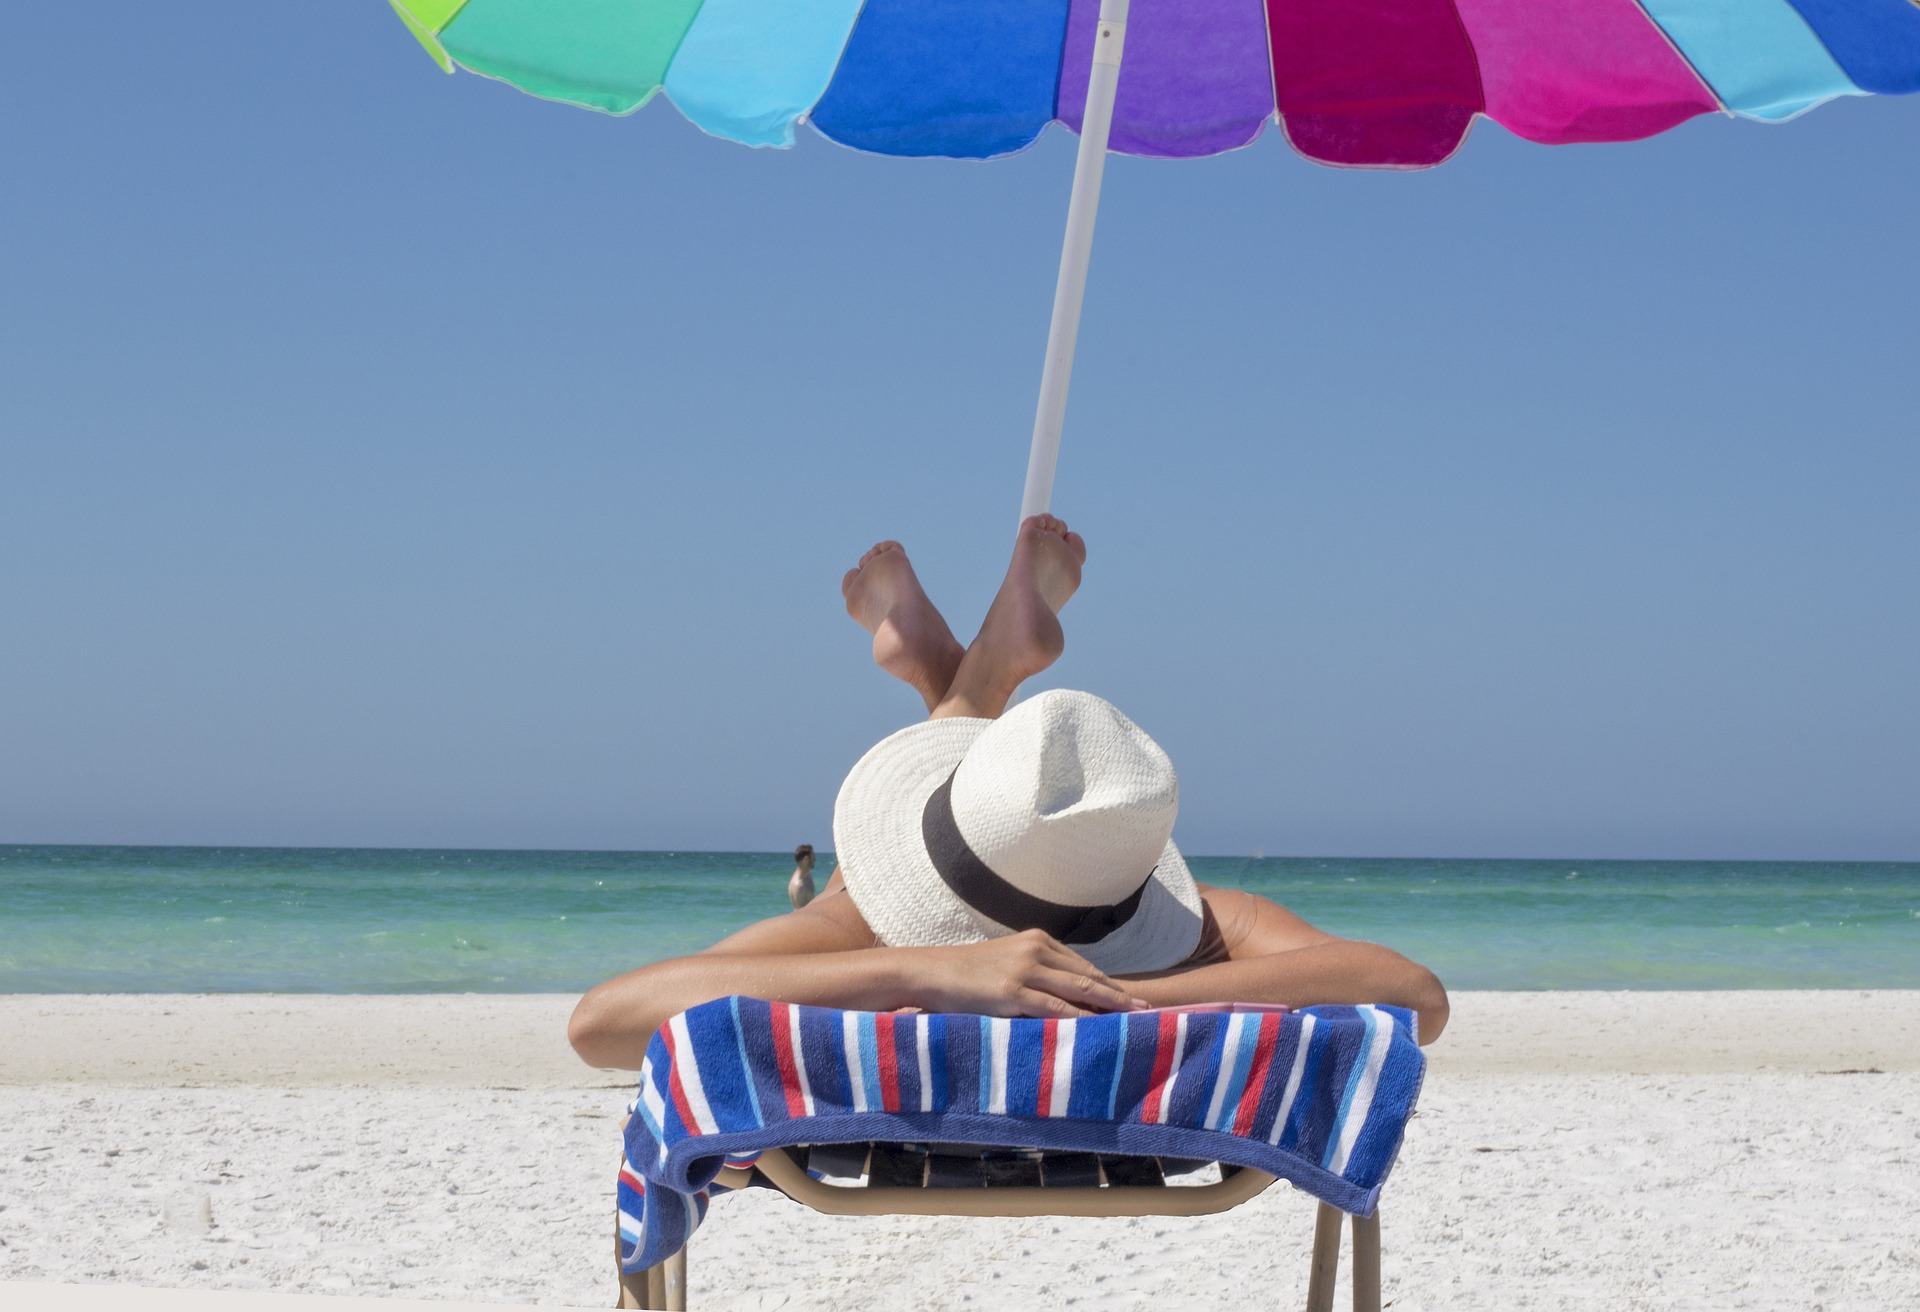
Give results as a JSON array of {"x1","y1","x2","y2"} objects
[{"x1": 1195, "y1": 882, "x2": 1342, "y2": 959}]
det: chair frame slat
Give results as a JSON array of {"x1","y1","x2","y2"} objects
[{"x1": 733, "y1": 1150, "x2": 1279, "y2": 1218}]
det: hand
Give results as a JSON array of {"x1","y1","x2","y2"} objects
[{"x1": 901, "y1": 930, "x2": 1146, "y2": 1018}]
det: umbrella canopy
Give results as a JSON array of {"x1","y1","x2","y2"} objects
[
  {"x1": 387, "y1": 0, "x2": 1920, "y2": 516},
  {"x1": 393, "y1": 0, "x2": 1920, "y2": 167}
]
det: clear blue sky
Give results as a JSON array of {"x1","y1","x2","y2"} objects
[{"x1": 2, "y1": 6, "x2": 1914, "y2": 860}]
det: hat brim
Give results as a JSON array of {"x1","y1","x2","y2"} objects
[{"x1": 833, "y1": 717, "x2": 1204, "y2": 977}]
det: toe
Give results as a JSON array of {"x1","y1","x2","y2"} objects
[
  {"x1": 841, "y1": 567, "x2": 862, "y2": 598},
  {"x1": 1064, "y1": 531, "x2": 1086, "y2": 562}
]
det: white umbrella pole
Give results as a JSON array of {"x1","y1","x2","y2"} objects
[{"x1": 1019, "y1": 0, "x2": 1129, "y2": 522}]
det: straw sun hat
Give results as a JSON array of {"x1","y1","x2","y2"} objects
[{"x1": 833, "y1": 690, "x2": 1204, "y2": 976}]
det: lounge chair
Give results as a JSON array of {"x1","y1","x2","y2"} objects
[{"x1": 609, "y1": 998, "x2": 1421, "y2": 1311}]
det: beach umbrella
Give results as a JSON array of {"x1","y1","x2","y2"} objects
[{"x1": 387, "y1": 0, "x2": 1920, "y2": 518}]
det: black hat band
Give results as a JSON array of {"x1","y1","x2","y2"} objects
[{"x1": 920, "y1": 771, "x2": 1149, "y2": 946}]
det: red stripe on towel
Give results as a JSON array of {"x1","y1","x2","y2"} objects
[
  {"x1": 1141, "y1": 1011, "x2": 1181, "y2": 1123},
  {"x1": 659, "y1": 1022, "x2": 704, "y2": 1138},
  {"x1": 1232, "y1": 1013, "x2": 1284, "y2": 1136},
  {"x1": 769, "y1": 1003, "x2": 807, "y2": 1119},
  {"x1": 1035, "y1": 1019, "x2": 1058, "y2": 1116},
  {"x1": 876, "y1": 1012, "x2": 901, "y2": 1112}
]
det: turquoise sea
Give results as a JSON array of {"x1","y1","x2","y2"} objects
[{"x1": 0, "y1": 846, "x2": 1915, "y2": 993}]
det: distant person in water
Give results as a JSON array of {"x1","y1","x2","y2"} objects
[
  {"x1": 788, "y1": 844, "x2": 816, "y2": 910},
  {"x1": 571, "y1": 516, "x2": 1448, "y2": 1069}
]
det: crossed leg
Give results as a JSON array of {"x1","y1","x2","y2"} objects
[{"x1": 841, "y1": 514, "x2": 1087, "y2": 721}]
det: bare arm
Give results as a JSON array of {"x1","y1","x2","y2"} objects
[
  {"x1": 570, "y1": 882, "x2": 1448, "y2": 1069},
  {"x1": 567, "y1": 888, "x2": 1144, "y2": 1069},
  {"x1": 1123, "y1": 886, "x2": 1450, "y2": 1044}
]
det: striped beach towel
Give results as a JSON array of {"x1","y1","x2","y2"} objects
[{"x1": 617, "y1": 998, "x2": 1424, "y2": 1270}]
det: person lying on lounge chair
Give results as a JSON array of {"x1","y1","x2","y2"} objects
[{"x1": 570, "y1": 516, "x2": 1449, "y2": 1070}]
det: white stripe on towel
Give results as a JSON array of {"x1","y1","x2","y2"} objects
[
  {"x1": 916, "y1": 1014, "x2": 934, "y2": 1112},
  {"x1": 1268, "y1": 1012, "x2": 1318, "y2": 1145},
  {"x1": 667, "y1": 1013, "x2": 719, "y2": 1135},
  {"x1": 788, "y1": 1004, "x2": 816, "y2": 1117},
  {"x1": 1155, "y1": 1012, "x2": 1189, "y2": 1125},
  {"x1": 1205, "y1": 1012, "x2": 1249, "y2": 1131},
  {"x1": 842, "y1": 1012, "x2": 867, "y2": 1113},
  {"x1": 1049, "y1": 1018, "x2": 1077, "y2": 1117},
  {"x1": 1327, "y1": 1005, "x2": 1394, "y2": 1176},
  {"x1": 988, "y1": 1017, "x2": 1011, "y2": 1114},
  {"x1": 638, "y1": 1062, "x2": 672, "y2": 1165}
]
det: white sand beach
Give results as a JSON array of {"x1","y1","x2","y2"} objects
[{"x1": 3, "y1": 992, "x2": 1917, "y2": 1310}]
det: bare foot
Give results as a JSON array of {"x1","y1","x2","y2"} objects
[
  {"x1": 958, "y1": 514, "x2": 1087, "y2": 701},
  {"x1": 842, "y1": 541, "x2": 965, "y2": 711}
]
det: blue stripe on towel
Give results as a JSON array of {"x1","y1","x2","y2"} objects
[
  {"x1": 1168, "y1": 1013, "x2": 1226, "y2": 1128},
  {"x1": 1008, "y1": 1018, "x2": 1046, "y2": 1116},
  {"x1": 1069, "y1": 1013, "x2": 1122, "y2": 1120},
  {"x1": 797, "y1": 1006, "x2": 850, "y2": 1113},
  {"x1": 727, "y1": 996, "x2": 765, "y2": 1128},
  {"x1": 946, "y1": 1015, "x2": 982, "y2": 1116},
  {"x1": 1343, "y1": 1009, "x2": 1425, "y2": 1185},
  {"x1": 856, "y1": 1012, "x2": 882, "y2": 1112},
  {"x1": 1277, "y1": 1014, "x2": 1331, "y2": 1154},
  {"x1": 1320, "y1": 1006, "x2": 1382, "y2": 1167},
  {"x1": 736, "y1": 998, "x2": 790, "y2": 1125},
  {"x1": 1300, "y1": 1008, "x2": 1364, "y2": 1165},
  {"x1": 633, "y1": 1063, "x2": 668, "y2": 1147},
  {"x1": 1251, "y1": 1015, "x2": 1301, "y2": 1143},
  {"x1": 927, "y1": 1013, "x2": 951, "y2": 1113},
  {"x1": 687, "y1": 1002, "x2": 749, "y2": 1132},
  {"x1": 1104, "y1": 1012, "x2": 1130, "y2": 1119},
  {"x1": 1207, "y1": 1014, "x2": 1259, "y2": 1131},
  {"x1": 1113, "y1": 1015, "x2": 1161, "y2": 1122},
  {"x1": 975, "y1": 1016, "x2": 995, "y2": 1114}
]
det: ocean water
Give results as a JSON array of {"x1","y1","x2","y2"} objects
[{"x1": 0, "y1": 846, "x2": 1915, "y2": 993}]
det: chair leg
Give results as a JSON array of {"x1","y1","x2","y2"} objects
[
  {"x1": 1305, "y1": 1201, "x2": 1343, "y2": 1312},
  {"x1": 664, "y1": 1246, "x2": 688, "y2": 1311},
  {"x1": 646, "y1": 1263, "x2": 667, "y2": 1308},
  {"x1": 1350, "y1": 1211, "x2": 1380, "y2": 1312},
  {"x1": 616, "y1": 1265, "x2": 652, "y2": 1310},
  {"x1": 612, "y1": 1135, "x2": 651, "y2": 1310},
  {"x1": 614, "y1": 1200, "x2": 650, "y2": 1308}
]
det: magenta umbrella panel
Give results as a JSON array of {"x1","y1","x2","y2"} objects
[{"x1": 394, "y1": 0, "x2": 1920, "y2": 169}]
